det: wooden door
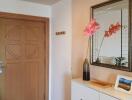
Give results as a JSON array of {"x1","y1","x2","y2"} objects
[{"x1": 0, "y1": 12, "x2": 49, "y2": 100}]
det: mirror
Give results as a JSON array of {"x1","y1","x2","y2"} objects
[{"x1": 91, "y1": 0, "x2": 132, "y2": 71}]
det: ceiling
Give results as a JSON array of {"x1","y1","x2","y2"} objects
[{"x1": 22, "y1": 0, "x2": 61, "y2": 5}]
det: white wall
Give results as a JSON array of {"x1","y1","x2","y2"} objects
[
  {"x1": 0, "y1": 0, "x2": 51, "y2": 17},
  {"x1": 51, "y1": 0, "x2": 72, "y2": 100}
]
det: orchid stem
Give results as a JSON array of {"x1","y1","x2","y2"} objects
[
  {"x1": 86, "y1": 38, "x2": 89, "y2": 59},
  {"x1": 97, "y1": 36, "x2": 105, "y2": 59}
]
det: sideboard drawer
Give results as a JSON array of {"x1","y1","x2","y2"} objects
[
  {"x1": 100, "y1": 92, "x2": 120, "y2": 100},
  {"x1": 72, "y1": 81, "x2": 99, "y2": 100}
]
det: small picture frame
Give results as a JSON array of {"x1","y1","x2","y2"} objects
[{"x1": 114, "y1": 75, "x2": 132, "y2": 94}]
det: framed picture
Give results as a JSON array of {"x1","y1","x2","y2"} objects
[{"x1": 114, "y1": 75, "x2": 132, "y2": 94}]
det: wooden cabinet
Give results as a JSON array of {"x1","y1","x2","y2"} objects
[{"x1": 71, "y1": 81, "x2": 120, "y2": 100}]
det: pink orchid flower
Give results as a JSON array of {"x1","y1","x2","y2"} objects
[
  {"x1": 84, "y1": 19, "x2": 100, "y2": 37},
  {"x1": 104, "y1": 22, "x2": 121, "y2": 37}
]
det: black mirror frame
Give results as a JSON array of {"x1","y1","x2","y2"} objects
[{"x1": 90, "y1": 0, "x2": 132, "y2": 72}]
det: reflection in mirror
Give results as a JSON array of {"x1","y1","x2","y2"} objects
[{"x1": 92, "y1": 0, "x2": 129, "y2": 68}]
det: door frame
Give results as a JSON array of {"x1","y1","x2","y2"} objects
[{"x1": 0, "y1": 12, "x2": 49, "y2": 100}]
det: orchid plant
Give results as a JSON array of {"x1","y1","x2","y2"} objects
[
  {"x1": 84, "y1": 19, "x2": 100, "y2": 59},
  {"x1": 96, "y1": 22, "x2": 121, "y2": 62},
  {"x1": 84, "y1": 19, "x2": 122, "y2": 63},
  {"x1": 84, "y1": 19, "x2": 100, "y2": 37}
]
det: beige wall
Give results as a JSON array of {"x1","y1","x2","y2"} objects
[{"x1": 72, "y1": 0, "x2": 132, "y2": 83}]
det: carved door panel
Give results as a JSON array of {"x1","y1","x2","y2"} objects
[{"x1": 0, "y1": 17, "x2": 46, "y2": 100}]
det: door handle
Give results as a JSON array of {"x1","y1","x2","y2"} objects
[{"x1": 0, "y1": 61, "x2": 4, "y2": 74}]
